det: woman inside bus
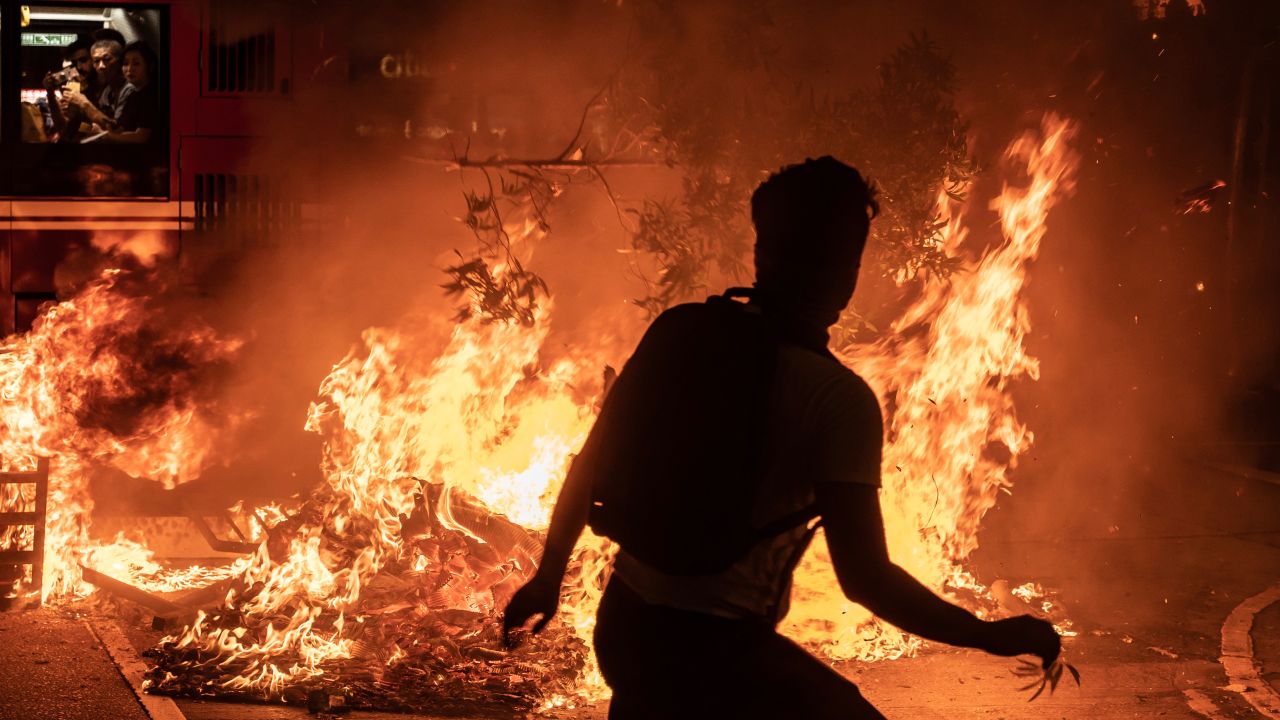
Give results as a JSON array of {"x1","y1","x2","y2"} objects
[{"x1": 105, "y1": 41, "x2": 160, "y2": 143}]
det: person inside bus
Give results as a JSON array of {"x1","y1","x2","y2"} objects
[
  {"x1": 103, "y1": 41, "x2": 160, "y2": 144},
  {"x1": 63, "y1": 38, "x2": 126, "y2": 136},
  {"x1": 40, "y1": 35, "x2": 95, "y2": 142},
  {"x1": 62, "y1": 40, "x2": 160, "y2": 145},
  {"x1": 92, "y1": 27, "x2": 127, "y2": 48}
]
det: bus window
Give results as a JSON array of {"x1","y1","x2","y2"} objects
[{"x1": 16, "y1": 5, "x2": 167, "y2": 197}]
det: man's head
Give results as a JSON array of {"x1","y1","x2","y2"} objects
[
  {"x1": 65, "y1": 36, "x2": 93, "y2": 80},
  {"x1": 751, "y1": 156, "x2": 878, "y2": 326},
  {"x1": 91, "y1": 39, "x2": 123, "y2": 85}
]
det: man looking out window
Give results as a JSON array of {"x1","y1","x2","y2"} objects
[{"x1": 63, "y1": 39, "x2": 125, "y2": 139}]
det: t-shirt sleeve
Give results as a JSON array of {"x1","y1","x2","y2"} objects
[{"x1": 811, "y1": 371, "x2": 883, "y2": 487}]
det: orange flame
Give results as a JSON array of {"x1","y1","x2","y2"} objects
[
  {"x1": 0, "y1": 253, "x2": 244, "y2": 600},
  {"x1": 152, "y1": 199, "x2": 615, "y2": 705}
]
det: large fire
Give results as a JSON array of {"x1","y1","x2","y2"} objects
[{"x1": 0, "y1": 113, "x2": 1076, "y2": 712}]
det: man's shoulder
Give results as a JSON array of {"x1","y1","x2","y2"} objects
[
  {"x1": 778, "y1": 343, "x2": 860, "y2": 382},
  {"x1": 651, "y1": 301, "x2": 710, "y2": 325},
  {"x1": 778, "y1": 345, "x2": 878, "y2": 407},
  {"x1": 636, "y1": 302, "x2": 712, "y2": 348}
]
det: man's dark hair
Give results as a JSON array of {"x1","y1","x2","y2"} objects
[
  {"x1": 751, "y1": 156, "x2": 878, "y2": 296},
  {"x1": 65, "y1": 34, "x2": 93, "y2": 58},
  {"x1": 92, "y1": 28, "x2": 127, "y2": 47}
]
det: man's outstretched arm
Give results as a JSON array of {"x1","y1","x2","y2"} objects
[
  {"x1": 534, "y1": 452, "x2": 595, "y2": 582},
  {"x1": 817, "y1": 481, "x2": 1061, "y2": 665},
  {"x1": 501, "y1": 447, "x2": 595, "y2": 643}
]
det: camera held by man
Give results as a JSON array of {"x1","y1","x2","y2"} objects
[{"x1": 45, "y1": 65, "x2": 82, "y2": 94}]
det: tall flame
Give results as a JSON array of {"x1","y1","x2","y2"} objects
[{"x1": 785, "y1": 114, "x2": 1078, "y2": 659}]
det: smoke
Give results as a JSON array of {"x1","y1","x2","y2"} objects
[{"x1": 931, "y1": 0, "x2": 1280, "y2": 620}]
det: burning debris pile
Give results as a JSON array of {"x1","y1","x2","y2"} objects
[
  {"x1": 146, "y1": 482, "x2": 588, "y2": 715},
  {"x1": 135, "y1": 114, "x2": 1080, "y2": 705},
  {"x1": 129, "y1": 297, "x2": 609, "y2": 710}
]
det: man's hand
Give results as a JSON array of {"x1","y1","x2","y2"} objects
[
  {"x1": 501, "y1": 573, "x2": 560, "y2": 648},
  {"x1": 63, "y1": 90, "x2": 92, "y2": 113},
  {"x1": 981, "y1": 615, "x2": 1061, "y2": 668}
]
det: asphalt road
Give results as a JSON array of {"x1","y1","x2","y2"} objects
[
  {"x1": 153, "y1": 461, "x2": 1280, "y2": 719},
  {"x1": 0, "y1": 608, "x2": 147, "y2": 720}
]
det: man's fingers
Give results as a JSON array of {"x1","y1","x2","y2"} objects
[
  {"x1": 1042, "y1": 626, "x2": 1062, "y2": 667},
  {"x1": 501, "y1": 609, "x2": 553, "y2": 649},
  {"x1": 502, "y1": 612, "x2": 528, "y2": 649}
]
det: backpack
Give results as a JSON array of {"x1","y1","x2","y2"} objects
[{"x1": 584, "y1": 290, "x2": 819, "y2": 576}]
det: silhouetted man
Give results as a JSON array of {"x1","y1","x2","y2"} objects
[{"x1": 504, "y1": 157, "x2": 1060, "y2": 719}]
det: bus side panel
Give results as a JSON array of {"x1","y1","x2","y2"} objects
[
  {"x1": 0, "y1": 221, "x2": 10, "y2": 337},
  {"x1": 171, "y1": 0, "x2": 200, "y2": 200}
]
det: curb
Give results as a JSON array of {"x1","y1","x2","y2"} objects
[
  {"x1": 1220, "y1": 581, "x2": 1280, "y2": 719},
  {"x1": 85, "y1": 619, "x2": 188, "y2": 720}
]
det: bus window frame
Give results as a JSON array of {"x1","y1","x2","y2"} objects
[{"x1": 0, "y1": 0, "x2": 171, "y2": 199}]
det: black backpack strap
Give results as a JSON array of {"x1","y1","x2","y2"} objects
[{"x1": 719, "y1": 286, "x2": 757, "y2": 303}]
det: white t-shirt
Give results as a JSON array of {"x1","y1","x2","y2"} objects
[{"x1": 611, "y1": 343, "x2": 883, "y2": 621}]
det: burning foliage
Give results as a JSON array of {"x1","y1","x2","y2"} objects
[
  {"x1": 602, "y1": 28, "x2": 976, "y2": 320},
  {"x1": 146, "y1": 482, "x2": 588, "y2": 715},
  {"x1": 784, "y1": 114, "x2": 1079, "y2": 659},
  {"x1": 442, "y1": 172, "x2": 560, "y2": 327}
]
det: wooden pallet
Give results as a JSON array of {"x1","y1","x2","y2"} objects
[{"x1": 0, "y1": 458, "x2": 50, "y2": 605}]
